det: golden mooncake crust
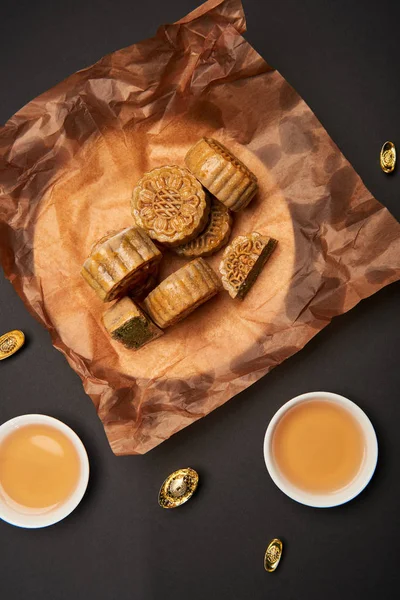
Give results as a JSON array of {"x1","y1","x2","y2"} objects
[
  {"x1": 174, "y1": 197, "x2": 232, "y2": 258},
  {"x1": 132, "y1": 165, "x2": 210, "y2": 247},
  {"x1": 184, "y1": 138, "x2": 258, "y2": 211},
  {"x1": 81, "y1": 227, "x2": 162, "y2": 302},
  {"x1": 219, "y1": 232, "x2": 278, "y2": 299},
  {"x1": 102, "y1": 297, "x2": 163, "y2": 350},
  {"x1": 128, "y1": 271, "x2": 159, "y2": 302},
  {"x1": 143, "y1": 258, "x2": 220, "y2": 328}
]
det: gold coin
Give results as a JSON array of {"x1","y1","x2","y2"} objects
[
  {"x1": 0, "y1": 330, "x2": 25, "y2": 360},
  {"x1": 380, "y1": 141, "x2": 396, "y2": 173},
  {"x1": 264, "y1": 538, "x2": 283, "y2": 572}
]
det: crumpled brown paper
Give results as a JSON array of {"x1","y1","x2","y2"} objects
[{"x1": 1, "y1": 0, "x2": 400, "y2": 455}]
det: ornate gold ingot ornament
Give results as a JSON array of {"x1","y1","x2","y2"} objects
[
  {"x1": 174, "y1": 197, "x2": 232, "y2": 257},
  {"x1": 0, "y1": 330, "x2": 25, "y2": 360},
  {"x1": 219, "y1": 233, "x2": 278, "y2": 299},
  {"x1": 81, "y1": 227, "x2": 162, "y2": 302},
  {"x1": 380, "y1": 141, "x2": 396, "y2": 173},
  {"x1": 144, "y1": 258, "x2": 220, "y2": 328},
  {"x1": 158, "y1": 468, "x2": 199, "y2": 509},
  {"x1": 185, "y1": 137, "x2": 258, "y2": 211},
  {"x1": 264, "y1": 538, "x2": 283, "y2": 572},
  {"x1": 132, "y1": 166, "x2": 209, "y2": 246}
]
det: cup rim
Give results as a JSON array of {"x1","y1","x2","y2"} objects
[
  {"x1": 0, "y1": 414, "x2": 89, "y2": 528},
  {"x1": 263, "y1": 392, "x2": 378, "y2": 508}
]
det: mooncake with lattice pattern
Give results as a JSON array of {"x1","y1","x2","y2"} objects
[{"x1": 132, "y1": 165, "x2": 210, "y2": 247}]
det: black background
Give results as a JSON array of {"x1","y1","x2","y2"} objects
[{"x1": 1, "y1": 1, "x2": 400, "y2": 598}]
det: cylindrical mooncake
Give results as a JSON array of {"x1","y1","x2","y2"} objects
[
  {"x1": 185, "y1": 138, "x2": 258, "y2": 211},
  {"x1": 102, "y1": 297, "x2": 163, "y2": 350},
  {"x1": 81, "y1": 227, "x2": 162, "y2": 302},
  {"x1": 143, "y1": 258, "x2": 220, "y2": 328}
]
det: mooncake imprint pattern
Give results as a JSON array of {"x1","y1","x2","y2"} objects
[
  {"x1": 219, "y1": 233, "x2": 278, "y2": 299},
  {"x1": 144, "y1": 258, "x2": 220, "y2": 328},
  {"x1": 81, "y1": 227, "x2": 162, "y2": 302},
  {"x1": 174, "y1": 198, "x2": 232, "y2": 257},
  {"x1": 185, "y1": 137, "x2": 258, "y2": 211},
  {"x1": 132, "y1": 165, "x2": 209, "y2": 246}
]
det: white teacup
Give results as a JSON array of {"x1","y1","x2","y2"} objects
[
  {"x1": 263, "y1": 392, "x2": 378, "y2": 508},
  {"x1": 0, "y1": 414, "x2": 89, "y2": 528}
]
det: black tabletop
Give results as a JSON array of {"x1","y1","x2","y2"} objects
[{"x1": 1, "y1": 1, "x2": 400, "y2": 599}]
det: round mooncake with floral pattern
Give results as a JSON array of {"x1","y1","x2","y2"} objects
[{"x1": 132, "y1": 165, "x2": 209, "y2": 247}]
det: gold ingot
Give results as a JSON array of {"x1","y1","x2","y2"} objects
[
  {"x1": 380, "y1": 141, "x2": 396, "y2": 173},
  {"x1": 264, "y1": 538, "x2": 283, "y2": 572},
  {"x1": 158, "y1": 468, "x2": 199, "y2": 509},
  {"x1": 0, "y1": 330, "x2": 25, "y2": 360}
]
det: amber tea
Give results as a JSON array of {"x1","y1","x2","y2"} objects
[
  {"x1": 0, "y1": 424, "x2": 81, "y2": 511},
  {"x1": 272, "y1": 400, "x2": 366, "y2": 494}
]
